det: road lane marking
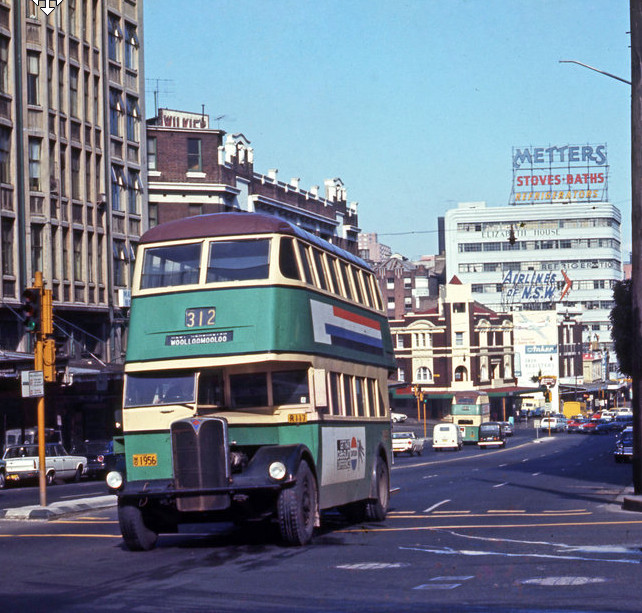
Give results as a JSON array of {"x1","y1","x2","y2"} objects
[
  {"x1": 424, "y1": 499, "x2": 451, "y2": 513},
  {"x1": 338, "y1": 519, "x2": 642, "y2": 534},
  {"x1": 492, "y1": 482, "x2": 508, "y2": 488},
  {"x1": 432, "y1": 510, "x2": 470, "y2": 514},
  {"x1": 389, "y1": 511, "x2": 591, "y2": 519},
  {"x1": 0, "y1": 533, "x2": 120, "y2": 538},
  {"x1": 488, "y1": 509, "x2": 525, "y2": 513}
]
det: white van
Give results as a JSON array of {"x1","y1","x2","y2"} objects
[{"x1": 432, "y1": 423, "x2": 463, "y2": 451}]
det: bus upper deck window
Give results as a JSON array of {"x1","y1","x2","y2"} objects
[
  {"x1": 297, "y1": 242, "x2": 313, "y2": 285},
  {"x1": 339, "y1": 261, "x2": 353, "y2": 300},
  {"x1": 312, "y1": 249, "x2": 328, "y2": 291},
  {"x1": 140, "y1": 243, "x2": 201, "y2": 289},
  {"x1": 279, "y1": 238, "x2": 300, "y2": 280},
  {"x1": 207, "y1": 239, "x2": 270, "y2": 282}
]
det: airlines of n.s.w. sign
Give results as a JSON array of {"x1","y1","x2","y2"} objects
[{"x1": 511, "y1": 144, "x2": 608, "y2": 204}]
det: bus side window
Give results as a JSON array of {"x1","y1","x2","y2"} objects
[
  {"x1": 355, "y1": 377, "x2": 365, "y2": 417},
  {"x1": 279, "y1": 238, "x2": 301, "y2": 280},
  {"x1": 366, "y1": 378, "x2": 376, "y2": 416},
  {"x1": 326, "y1": 256, "x2": 340, "y2": 297},
  {"x1": 343, "y1": 374, "x2": 354, "y2": 416},
  {"x1": 329, "y1": 372, "x2": 341, "y2": 415},
  {"x1": 297, "y1": 242, "x2": 314, "y2": 285},
  {"x1": 365, "y1": 273, "x2": 383, "y2": 311},
  {"x1": 350, "y1": 266, "x2": 364, "y2": 305},
  {"x1": 361, "y1": 270, "x2": 374, "y2": 308},
  {"x1": 339, "y1": 261, "x2": 354, "y2": 300},
  {"x1": 311, "y1": 248, "x2": 328, "y2": 291}
]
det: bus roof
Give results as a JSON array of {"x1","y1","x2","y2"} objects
[{"x1": 139, "y1": 212, "x2": 369, "y2": 269}]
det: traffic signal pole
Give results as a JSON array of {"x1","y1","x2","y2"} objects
[
  {"x1": 22, "y1": 272, "x2": 55, "y2": 507},
  {"x1": 33, "y1": 272, "x2": 47, "y2": 507}
]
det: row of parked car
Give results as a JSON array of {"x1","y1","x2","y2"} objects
[{"x1": 0, "y1": 438, "x2": 118, "y2": 489}]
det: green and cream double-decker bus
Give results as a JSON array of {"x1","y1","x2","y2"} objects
[
  {"x1": 451, "y1": 392, "x2": 491, "y2": 443},
  {"x1": 107, "y1": 212, "x2": 395, "y2": 550}
]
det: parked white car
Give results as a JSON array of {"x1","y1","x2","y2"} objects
[
  {"x1": 392, "y1": 431, "x2": 423, "y2": 456},
  {"x1": 3, "y1": 443, "x2": 87, "y2": 486},
  {"x1": 390, "y1": 411, "x2": 407, "y2": 423}
]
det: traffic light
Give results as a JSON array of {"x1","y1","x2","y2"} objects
[{"x1": 22, "y1": 287, "x2": 42, "y2": 334}]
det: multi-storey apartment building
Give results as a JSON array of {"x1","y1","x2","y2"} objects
[
  {"x1": 0, "y1": 1, "x2": 145, "y2": 442},
  {"x1": 357, "y1": 232, "x2": 391, "y2": 263},
  {"x1": 146, "y1": 108, "x2": 359, "y2": 253}
]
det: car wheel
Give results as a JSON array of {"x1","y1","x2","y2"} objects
[
  {"x1": 72, "y1": 466, "x2": 82, "y2": 483},
  {"x1": 0, "y1": 470, "x2": 5, "y2": 489},
  {"x1": 46, "y1": 471, "x2": 55, "y2": 486},
  {"x1": 277, "y1": 461, "x2": 317, "y2": 546},
  {"x1": 118, "y1": 501, "x2": 158, "y2": 551}
]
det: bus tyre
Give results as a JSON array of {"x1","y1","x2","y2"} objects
[
  {"x1": 277, "y1": 461, "x2": 317, "y2": 546},
  {"x1": 119, "y1": 502, "x2": 159, "y2": 552},
  {"x1": 365, "y1": 455, "x2": 389, "y2": 522}
]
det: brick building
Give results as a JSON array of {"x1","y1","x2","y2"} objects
[
  {"x1": 389, "y1": 277, "x2": 518, "y2": 419},
  {"x1": 146, "y1": 108, "x2": 359, "y2": 253}
]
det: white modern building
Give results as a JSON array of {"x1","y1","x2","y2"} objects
[{"x1": 442, "y1": 201, "x2": 623, "y2": 362}]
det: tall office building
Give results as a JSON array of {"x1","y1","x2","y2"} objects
[
  {"x1": 0, "y1": 0, "x2": 145, "y2": 365},
  {"x1": 0, "y1": 1, "x2": 145, "y2": 443}
]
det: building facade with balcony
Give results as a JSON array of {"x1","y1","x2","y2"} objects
[
  {"x1": 0, "y1": 0, "x2": 145, "y2": 446},
  {"x1": 389, "y1": 277, "x2": 517, "y2": 419},
  {"x1": 146, "y1": 108, "x2": 359, "y2": 254}
]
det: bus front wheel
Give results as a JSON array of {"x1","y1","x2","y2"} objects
[
  {"x1": 277, "y1": 461, "x2": 317, "y2": 546},
  {"x1": 119, "y1": 501, "x2": 158, "y2": 551}
]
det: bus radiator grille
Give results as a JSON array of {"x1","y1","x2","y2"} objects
[{"x1": 171, "y1": 417, "x2": 230, "y2": 512}]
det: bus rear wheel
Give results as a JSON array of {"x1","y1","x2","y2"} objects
[
  {"x1": 365, "y1": 455, "x2": 389, "y2": 522},
  {"x1": 118, "y1": 501, "x2": 159, "y2": 551},
  {"x1": 277, "y1": 461, "x2": 317, "y2": 546}
]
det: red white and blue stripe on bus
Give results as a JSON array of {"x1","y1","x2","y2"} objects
[{"x1": 310, "y1": 300, "x2": 383, "y2": 355}]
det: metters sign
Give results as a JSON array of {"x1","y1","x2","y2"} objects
[{"x1": 511, "y1": 144, "x2": 608, "y2": 204}]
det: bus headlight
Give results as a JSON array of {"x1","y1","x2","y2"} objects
[
  {"x1": 106, "y1": 470, "x2": 124, "y2": 490},
  {"x1": 268, "y1": 461, "x2": 287, "y2": 481}
]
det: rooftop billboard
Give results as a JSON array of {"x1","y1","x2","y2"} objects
[{"x1": 510, "y1": 144, "x2": 608, "y2": 205}]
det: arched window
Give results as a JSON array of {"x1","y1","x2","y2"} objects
[
  {"x1": 454, "y1": 365, "x2": 468, "y2": 382},
  {"x1": 416, "y1": 366, "x2": 432, "y2": 382}
]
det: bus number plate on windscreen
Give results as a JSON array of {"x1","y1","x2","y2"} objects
[
  {"x1": 132, "y1": 453, "x2": 157, "y2": 467},
  {"x1": 185, "y1": 307, "x2": 216, "y2": 328}
]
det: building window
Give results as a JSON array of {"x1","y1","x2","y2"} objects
[
  {"x1": 109, "y1": 90, "x2": 123, "y2": 137},
  {"x1": 31, "y1": 225, "x2": 43, "y2": 272},
  {"x1": 69, "y1": 67, "x2": 79, "y2": 118},
  {"x1": 28, "y1": 139, "x2": 41, "y2": 191},
  {"x1": 68, "y1": 0, "x2": 78, "y2": 37},
  {"x1": 454, "y1": 365, "x2": 468, "y2": 382},
  {"x1": 397, "y1": 368, "x2": 405, "y2": 382},
  {"x1": 71, "y1": 148, "x2": 81, "y2": 200},
  {"x1": 126, "y1": 96, "x2": 140, "y2": 142},
  {"x1": 124, "y1": 23, "x2": 139, "y2": 70},
  {"x1": 455, "y1": 332, "x2": 464, "y2": 346},
  {"x1": 416, "y1": 367, "x2": 432, "y2": 382},
  {"x1": 108, "y1": 15, "x2": 122, "y2": 62},
  {"x1": 113, "y1": 240, "x2": 127, "y2": 286},
  {"x1": 148, "y1": 202, "x2": 158, "y2": 227},
  {"x1": 187, "y1": 138, "x2": 202, "y2": 171},
  {"x1": 111, "y1": 166, "x2": 125, "y2": 211},
  {"x1": 0, "y1": 37, "x2": 8, "y2": 94},
  {"x1": 147, "y1": 137, "x2": 157, "y2": 170},
  {"x1": 0, "y1": 127, "x2": 10, "y2": 184},
  {"x1": 128, "y1": 170, "x2": 141, "y2": 214},
  {"x1": 73, "y1": 231, "x2": 83, "y2": 281},
  {"x1": 2, "y1": 218, "x2": 13, "y2": 275},
  {"x1": 27, "y1": 52, "x2": 40, "y2": 105},
  {"x1": 395, "y1": 334, "x2": 404, "y2": 349},
  {"x1": 453, "y1": 302, "x2": 466, "y2": 313}
]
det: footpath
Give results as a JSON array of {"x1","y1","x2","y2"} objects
[{"x1": 0, "y1": 494, "x2": 116, "y2": 520}]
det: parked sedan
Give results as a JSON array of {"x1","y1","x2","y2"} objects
[
  {"x1": 614, "y1": 427, "x2": 633, "y2": 463},
  {"x1": 392, "y1": 431, "x2": 423, "y2": 456},
  {"x1": 390, "y1": 411, "x2": 408, "y2": 423},
  {"x1": 566, "y1": 418, "x2": 588, "y2": 433},
  {"x1": 71, "y1": 439, "x2": 118, "y2": 479},
  {"x1": 3, "y1": 443, "x2": 87, "y2": 485}
]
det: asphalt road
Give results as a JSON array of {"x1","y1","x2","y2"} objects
[{"x1": 0, "y1": 425, "x2": 640, "y2": 613}]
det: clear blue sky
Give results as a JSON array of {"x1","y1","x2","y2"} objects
[{"x1": 143, "y1": 0, "x2": 631, "y2": 260}]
